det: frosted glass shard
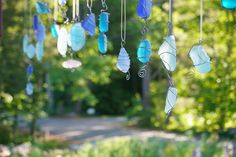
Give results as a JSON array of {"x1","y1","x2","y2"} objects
[
  {"x1": 222, "y1": 0, "x2": 236, "y2": 9},
  {"x1": 23, "y1": 34, "x2": 29, "y2": 54},
  {"x1": 62, "y1": 59, "x2": 82, "y2": 69},
  {"x1": 36, "y1": 41, "x2": 44, "y2": 62},
  {"x1": 33, "y1": 15, "x2": 38, "y2": 31},
  {"x1": 57, "y1": 27, "x2": 68, "y2": 57},
  {"x1": 27, "y1": 64, "x2": 33, "y2": 76},
  {"x1": 70, "y1": 23, "x2": 86, "y2": 51},
  {"x1": 36, "y1": 23, "x2": 46, "y2": 42},
  {"x1": 26, "y1": 44, "x2": 35, "y2": 59},
  {"x1": 51, "y1": 23, "x2": 59, "y2": 38},
  {"x1": 137, "y1": 0, "x2": 152, "y2": 19},
  {"x1": 116, "y1": 47, "x2": 130, "y2": 73},
  {"x1": 82, "y1": 13, "x2": 96, "y2": 36},
  {"x1": 99, "y1": 12, "x2": 109, "y2": 33},
  {"x1": 158, "y1": 35, "x2": 176, "y2": 72},
  {"x1": 137, "y1": 39, "x2": 151, "y2": 63},
  {"x1": 98, "y1": 33, "x2": 107, "y2": 54},
  {"x1": 35, "y1": 2, "x2": 51, "y2": 14},
  {"x1": 58, "y1": 0, "x2": 67, "y2": 5},
  {"x1": 165, "y1": 87, "x2": 177, "y2": 114},
  {"x1": 26, "y1": 82, "x2": 34, "y2": 96},
  {"x1": 189, "y1": 45, "x2": 211, "y2": 74}
]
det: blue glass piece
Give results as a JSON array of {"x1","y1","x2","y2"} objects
[
  {"x1": 27, "y1": 64, "x2": 33, "y2": 76},
  {"x1": 137, "y1": 39, "x2": 151, "y2": 63},
  {"x1": 58, "y1": 0, "x2": 67, "y2": 5},
  {"x1": 137, "y1": 0, "x2": 152, "y2": 19},
  {"x1": 35, "y1": 2, "x2": 51, "y2": 14},
  {"x1": 26, "y1": 44, "x2": 35, "y2": 59},
  {"x1": 81, "y1": 13, "x2": 96, "y2": 36},
  {"x1": 51, "y1": 23, "x2": 59, "y2": 38},
  {"x1": 23, "y1": 34, "x2": 28, "y2": 54},
  {"x1": 165, "y1": 87, "x2": 177, "y2": 114},
  {"x1": 98, "y1": 33, "x2": 107, "y2": 54},
  {"x1": 222, "y1": 0, "x2": 236, "y2": 9},
  {"x1": 116, "y1": 47, "x2": 130, "y2": 73},
  {"x1": 36, "y1": 41, "x2": 44, "y2": 62},
  {"x1": 33, "y1": 15, "x2": 38, "y2": 31},
  {"x1": 26, "y1": 82, "x2": 34, "y2": 96},
  {"x1": 36, "y1": 23, "x2": 46, "y2": 42},
  {"x1": 99, "y1": 12, "x2": 109, "y2": 33},
  {"x1": 70, "y1": 23, "x2": 86, "y2": 51}
]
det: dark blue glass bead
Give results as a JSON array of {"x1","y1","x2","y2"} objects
[
  {"x1": 33, "y1": 15, "x2": 38, "y2": 31},
  {"x1": 82, "y1": 13, "x2": 96, "y2": 36},
  {"x1": 27, "y1": 64, "x2": 33, "y2": 76},
  {"x1": 137, "y1": 0, "x2": 152, "y2": 19}
]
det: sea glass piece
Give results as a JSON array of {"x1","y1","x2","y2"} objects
[
  {"x1": 26, "y1": 82, "x2": 34, "y2": 96},
  {"x1": 99, "y1": 12, "x2": 109, "y2": 33},
  {"x1": 116, "y1": 47, "x2": 130, "y2": 73},
  {"x1": 70, "y1": 23, "x2": 86, "y2": 51},
  {"x1": 36, "y1": 23, "x2": 46, "y2": 41},
  {"x1": 62, "y1": 59, "x2": 82, "y2": 69},
  {"x1": 36, "y1": 41, "x2": 44, "y2": 62},
  {"x1": 82, "y1": 13, "x2": 96, "y2": 36},
  {"x1": 137, "y1": 0, "x2": 152, "y2": 19},
  {"x1": 57, "y1": 27, "x2": 68, "y2": 57},
  {"x1": 23, "y1": 34, "x2": 29, "y2": 54},
  {"x1": 222, "y1": 0, "x2": 236, "y2": 9},
  {"x1": 158, "y1": 35, "x2": 176, "y2": 72},
  {"x1": 51, "y1": 23, "x2": 59, "y2": 38},
  {"x1": 35, "y1": 2, "x2": 51, "y2": 14},
  {"x1": 58, "y1": 0, "x2": 67, "y2": 5},
  {"x1": 137, "y1": 39, "x2": 151, "y2": 63},
  {"x1": 189, "y1": 44, "x2": 211, "y2": 74},
  {"x1": 165, "y1": 87, "x2": 177, "y2": 114},
  {"x1": 33, "y1": 15, "x2": 38, "y2": 31},
  {"x1": 26, "y1": 44, "x2": 35, "y2": 59},
  {"x1": 27, "y1": 64, "x2": 33, "y2": 76},
  {"x1": 98, "y1": 33, "x2": 107, "y2": 54}
]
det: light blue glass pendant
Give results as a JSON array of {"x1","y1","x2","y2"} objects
[
  {"x1": 23, "y1": 34, "x2": 29, "y2": 54},
  {"x1": 82, "y1": 13, "x2": 96, "y2": 36},
  {"x1": 189, "y1": 44, "x2": 211, "y2": 74},
  {"x1": 99, "y1": 12, "x2": 109, "y2": 33},
  {"x1": 27, "y1": 64, "x2": 33, "y2": 76},
  {"x1": 26, "y1": 82, "x2": 34, "y2": 96},
  {"x1": 70, "y1": 23, "x2": 86, "y2": 51},
  {"x1": 137, "y1": 39, "x2": 151, "y2": 63},
  {"x1": 158, "y1": 35, "x2": 176, "y2": 72},
  {"x1": 26, "y1": 44, "x2": 35, "y2": 59},
  {"x1": 165, "y1": 87, "x2": 177, "y2": 114},
  {"x1": 36, "y1": 41, "x2": 44, "y2": 62},
  {"x1": 98, "y1": 33, "x2": 107, "y2": 55},
  {"x1": 222, "y1": 0, "x2": 236, "y2": 9},
  {"x1": 116, "y1": 47, "x2": 130, "y2": 73},
  {"x1": 137, "y1": 0, "x2": 152, "y2": 19},
  {"x1": 33, "y1": 15, "x2": 38, "y2": 31},
  {"x1": 51, "y1": 23, "x2": 59, "y2": 38},
  {"x1": 57, "y1": 27, "x2": 68, "y2": 57},
  {"x1": 35, "y1": 2, "x2": 51, "y2": 14},
  {"x1": 36, "y1": 23, "x2": 46, "y2": 42},
  {"x1": 58, "y1": 0, "x2": 67, "y2": 5}
]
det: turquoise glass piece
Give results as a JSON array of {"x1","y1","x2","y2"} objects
[
  {"x1": 35, "y1": 2, "x2": 51, "y2": 14},
  {"x1": 137, "y1": 0, "x2": 152, "y2": 19},
  {"x1": 27, "y1": 64, "x2": 33, "y2": 76},
  {"x1": 33, "y1": 15, "x2": 38, "y2": 30},
  {"x1": 137, "y1": 39, "x2": 151, "y2": 63},
  {"x1": 98, "y1": 33, "x2": 107, "y2": 54},
  {"x1": 99, "y1": 12, "x2": 109, "y2": 33},
  {"x1": 82, "y1": 13, "x2": 96, "y2": 36},
  {"x1": 165, "y1": 87, "x2": 177, "y2": 114},
  {"x1": 58, "y1": 0, "x2": 67, "y2": 5},
  {"x1": 222, "y1": 0, "x2": 236, "y2": 9},
  {"x1": 116, "y1": 47, "x2": 130, "y2": 73},
  {"x1": 189, "y1": 44, "x2": 211, "y2": 74},
  {"x1": 23, "y1": 34, "x2": 29, "y2": 54},
  {"x1": 158, "y1": 35, "x2": 176, "y2": 72},
  {"x1": 57, "y1": 27, "x2": 68, "y2": 57},
  {"x1": 36, "y1": 23, "x2": 46, "y2": 41},
  {"x1": 36, "y1": 41, "x2": 44, "y2": 62},
  {"x1": 26, "y1": 44, "x2": 35, "y2": 59},
  {"x1": 51, "y1": 23, "x2": 59, "y2": 38},
  {"x1": 70, "y1": 23, "x2": 86, "y2": 51},
  {"x1": 26, "y1": 82, "x2": 33, "y2": 96}
]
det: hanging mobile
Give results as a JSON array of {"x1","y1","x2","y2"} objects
[
  {"x1": 137, "y1": 0, "x2": 152, "y2": 78},
  {"x1": 116, "y1": 0, "x2": 131, "y2": 80},
  {"x1": 82, "y1": 0, "x2": 96, "y2": 36},
  {"x1": 188, "y1": 0, "x2": 211, "y2": 74},
  {"x1": 98, "y1": 0, "x2": 109, "y2": 55}
]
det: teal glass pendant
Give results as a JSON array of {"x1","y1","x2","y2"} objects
[
  {"x1": 82, "y1": 13, "x2": 96, "y2": 36},
  {"x1": 137, "y1": 39, "x2": 151, "y2": 63},
  {"x1": 70, "y1": 23, "x2": 86, "y2": 51},
  {"x1": 51, "y1": 23, "x2": 59, "y2": 38},
  {"x1": 99, "y1": 12, "x2": 109, "y2": 33},
  {"x1": 26, "y1": 82, "x2": 34, "y2": 96},
  {"x1": 116, "y1": 47, "x2": 130, "y2": 73},
  {"x1": 222, "y1": 0, "x2": 236, "y2": 9},
  {"x1": 98, "y1": 33, "x2": 107, "y2": 55},
  {"x1": 137, "y1": 0, "x2": 152, "y2": 19},
  {"x1": 35, "y1": 2, "x2": 51, "y2": 14},
  {"x1": 165, "y1": 86, "x2": 177, "y2": 114},
  {"x1": 36, "y1": 41, "x2": 44, "y2": 62},
  {"x1": 57, "y1": 27, "x2": 68, "y2": 57}
]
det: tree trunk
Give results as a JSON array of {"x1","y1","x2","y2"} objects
[{"x1": 142, "y1": 66, "x2": 150, "y2": 110}]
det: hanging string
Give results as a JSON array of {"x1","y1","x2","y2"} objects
[
  {"x1": 72, "y1": 0, "x2": 76, "y2": 20},
  {"x1": 101, "y1": 0, "x2": 108, "y2": 11},
  {"x1": 72, "y1": 0, "x2": 79, "y2": 21},
  {"x1": 200, "y1": 0, "x2": 203, "y2": 43},
  {"x1": 54, "y1": 0, "x2": 58, "y2": 22},
  {"x1": 23, "y1": 0, "x2": 28, "y2": 34},
  {"x1": 168, "y1": 0, "x2": 173, "y2": 35},
  {"x1": 76, "y1": 0, "x2": 79, "y2": 18},
  {"x1": 121, "y1": 0, "x2": 126, "y2": 47},
  {"x1": 87, "y1": 0, "x2": 93, "y2": 13}
]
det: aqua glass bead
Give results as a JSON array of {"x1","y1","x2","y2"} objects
[
  {"x1": 137, "y1": 0, "x2": 152, "y2": 19},
  {"x1": 98, "y1": 33, "x2": 107, "y2": 54},
  {"x1": 82, "y1": 13, "x2": 96, "y2": 36},
  {"x1": 26, "y1": 82, "x2": 34, "y2": 96},
  {"x1": 70, "y1": 23, "x2": 86, "y2": 51},
  {"x1": 26, "y1": 44, "x2": 35, "y2": 59},
  {"x1": 137, "y1": 39, "x2": 151, "y2": 63},
  {"x1": 222, "y1": 0, "x2": 236, "y2": 9},
  {"x1": 99, "y1": 12, "x2": 109, "y2": 33},
  {"x1": 35, "y1": 2, "x2": 51, "y2": 14},
  {"x1": 27, "y1": 64, "x2": 33, "y2": 76},
  {"x1": 36, "y1": 23, "x2": 46, "y2": 42},
  {"x1": 33, "y1": 15, "x2": 38, "y2": 31},
  {"x1": 36, "y1": 41, "x2": 44, "y2": 62},
  {"x1": 51, "y1": 23, "x2": 59, "y2": 38}
]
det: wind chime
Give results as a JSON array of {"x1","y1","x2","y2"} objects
[
  {"x1": 116, "y1": 0, "x2": 131, "y2": 80},
  {"x1": 82, "y1": 0, "x2": 96, "y2": 36},
  {"x1": 158, "y1": 0, "x2": 177, "y2": 115},
  {"x1": 188, "y1": 0, "x2": 211, "y2": 74},
  {"x1": 98, "y1": 0, "x2": 109, "y2": 55},
  {"x1": 137, "y1": 0, "x2": 152, "y2": 78}
]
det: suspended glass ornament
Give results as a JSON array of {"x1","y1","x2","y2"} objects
[
  {"x1": 165, "y1": 86, "x2": 177, "y2": 114},
  {"x1": 26, "y1": 82, "x2": 34, "y2": 96},
  {"x1": 35, "y1": 2, "x2": 51, "y2": 14},
  {"x1": 23, "y1": 34, "x2": 29, "y2": 54},
  {"x1": 116, "y1": 47, "x2": 130, "y2": 73},
  {"x1": 62, "y1": 59, "x2": 82, "y2": 69},
  {"x1": 189, "y1": 44, "x2": 211, "y2": 74},
  {"x1": 36, "y1": 23, "x2": 46, "y2": 42},
  {"x1": 98, "y1": 33, "x2": 107, "y2": 55},
  {"x1": 57, "y1": 27, "x2": 68, "y2": 57},
  {"x1": 58, "y1": 0, "x2": 67, "y2": 6},
  {"x1": 222, "y1": 0, "x2": 236, "y2": 9},
  {"x1": 26, "y1": 44, "x2": 35, "y2": 59},
  {"x1": 51, "y1": 23, "x2": 59, "y2": 38},
  {"x1": 27, "y1": 64, "x2": 33, "y2": 76},
  {"x1": 36, "y1": 41, "x2": 44, "y2": 62},
  {"x1": 33, "y1": 15, "x2": 38, "y2": 31},
  {"x1": 70, "y1": 23, "x2": 86, "y2": 51},
  {"x1": 81, "y1": 13, "x2": 96, "y2": 36},
  {"x1": 137, "y1": 39, "x2": 151, "y2": 63},
  {"x1": 99, "y1": 12, "x2": 109, "y2": 33},
  {"x1": 137, "y1": 0, "x2": 152, "y2": 19},
  {"x1": 158, "y1": 35, "x2": 176, "y2": 72}
]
